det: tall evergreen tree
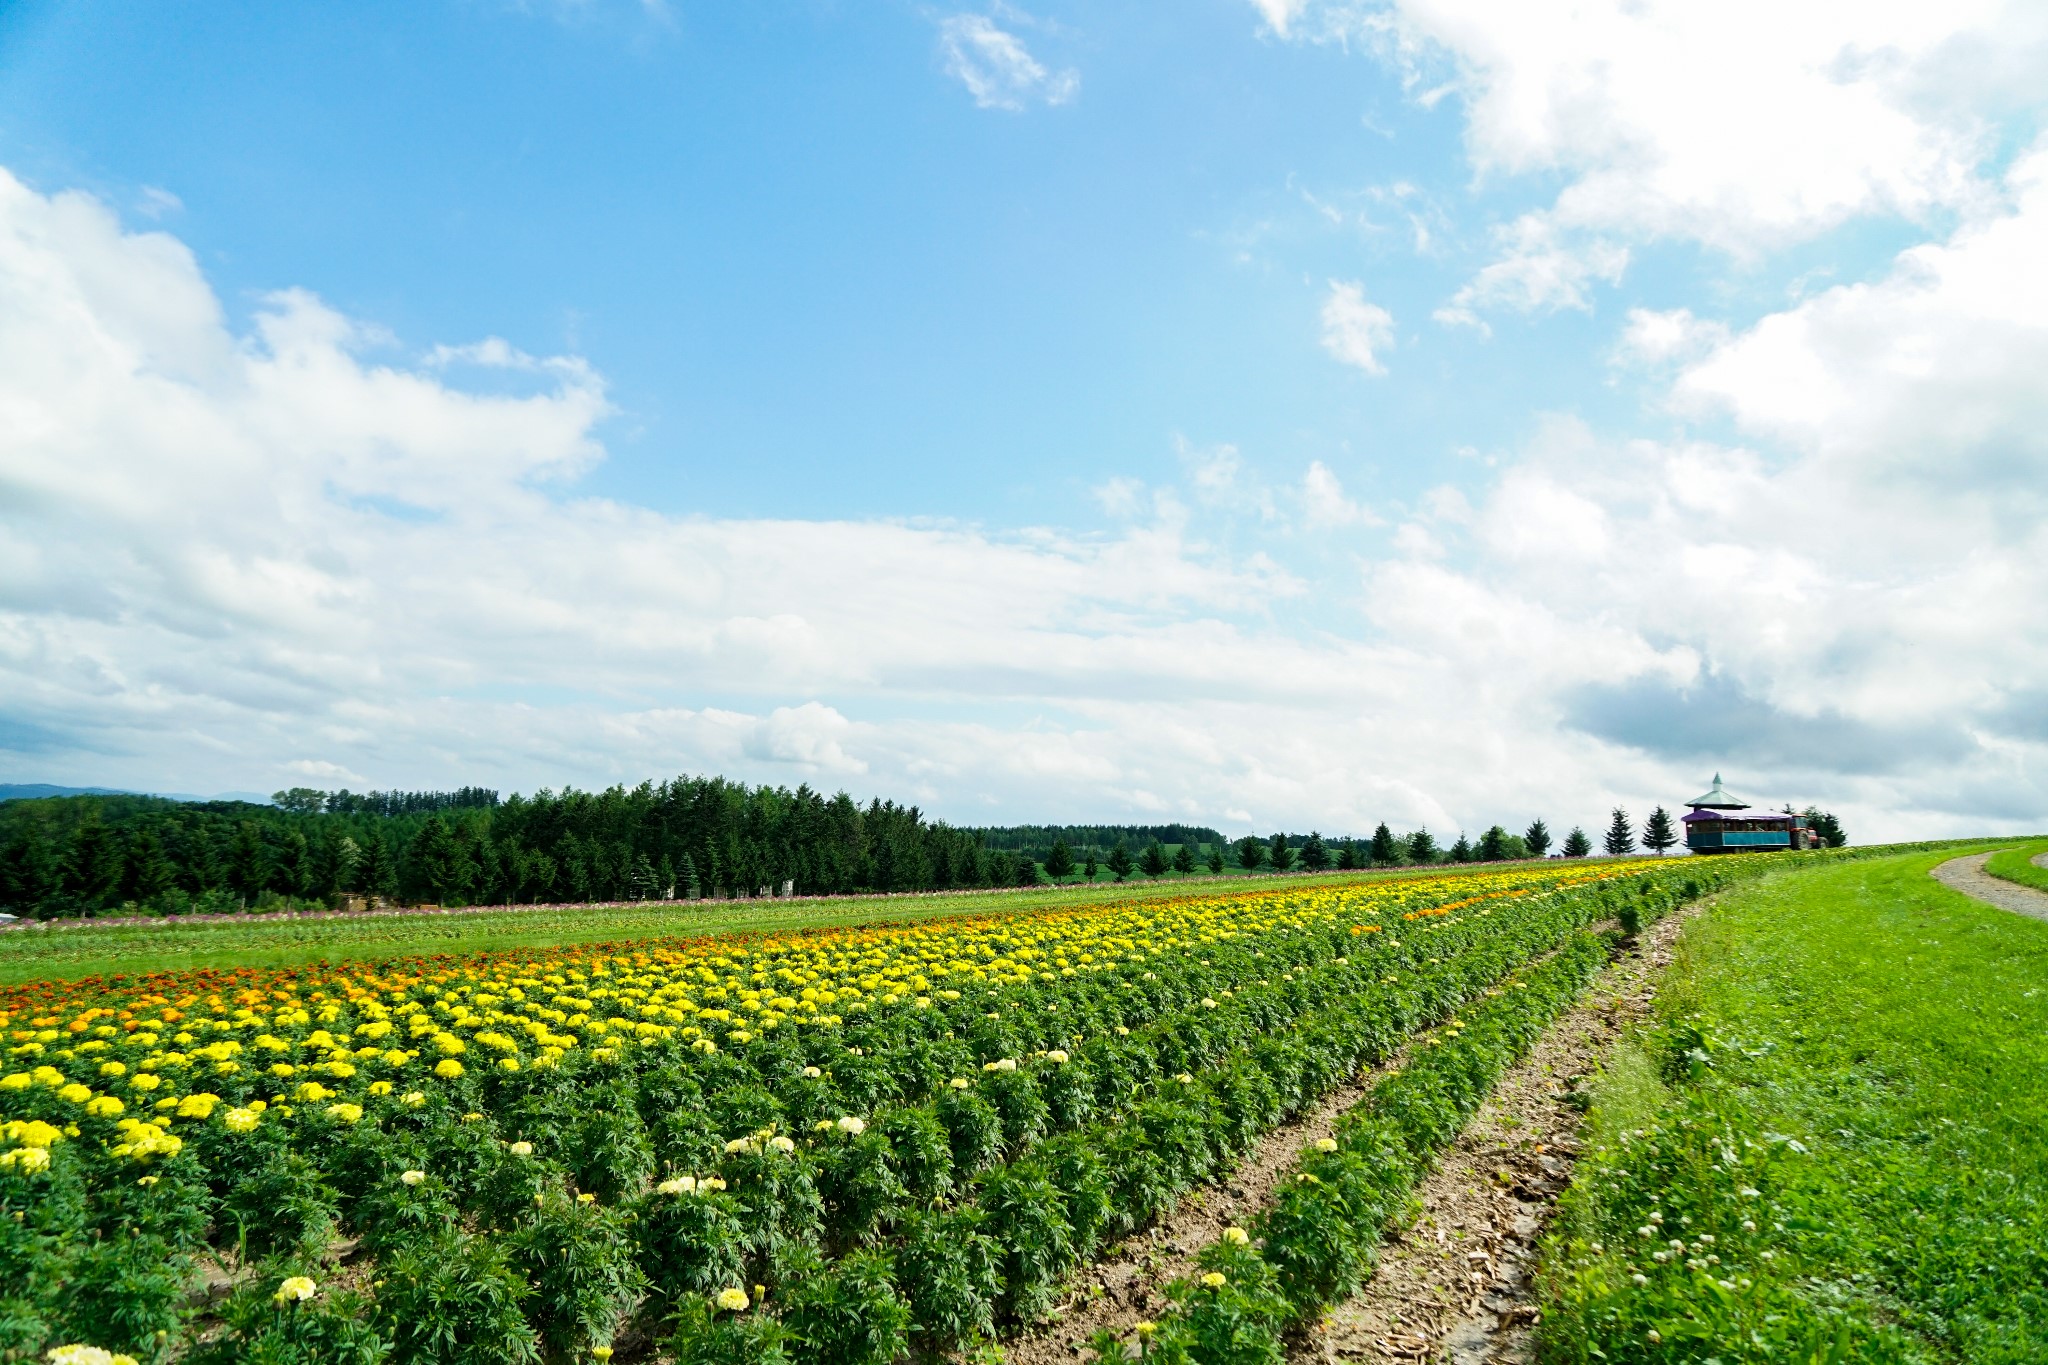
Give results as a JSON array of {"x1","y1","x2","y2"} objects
[
  {"x1": 226, "y1": 821, "x2": 269, "y2": 904},
  {"x1": 1478, "y1": 825, "x2": 1508, "y2": 862},
  {"x1": 1269, "y1": 833, "x2": 1295, "y2": 872},
  {"x1": 1802, "y1": 807, "x2": 1847, "y2": 848},
  {"x1": 1523, "y1": 819, "x2": 1552, "y2": 858},
  {"x1": 1205, "y1": 844, "x2": 1225, "y2": 875},
  {"x1": 1603, "y1": 808, "x2": 1635, "y2": 857},
  {"x1": 1641, "y1": 806, "x2": 1678, "y2": 855},
  {"x1": 1083, "y1": 851, "x2": 1100, "y2": 883},
  {"x1": 1448, "y1": 832, "x2": 1475, "y2": 863},
  {"x1": 1234, "y1": 836, "x2": 1265, "y2": 872},
  {"x1": 1043, "y1": 839, "x2": 1076, "y2": 883},
  {"x1": 126, "y1": 826, "x2": 181, "y2": 905},
  {"x1": 1406, "y1": 828, "x2": 1438, "y2": 864},
  {"x1": 1015, "y1": 856, "x2": 1041, "y2": 887},
  {"x1": 1139, "y1": 842, "x2": 1169, "y2": 879},
  {"x1": 1369, "y1": 822, "x2": 1399, "y2": 867},
  {"x1": 1106, "y1": 842, "x2": 1134, "y2": 883},
  {"x1": 1172, "y1": 844, "x2": 1196, "y2": 877},
  {"x1": 359, "y1": 829, "x2": 399, "y2": 903},
  {"x1": 1299, "y1": 831, "x2": 1330, "y2": 871},
  {"x1": 1562, "y1": 826, "x2": 1592, "y2": 858},
  {"x1": 411, "y1": 816, "x2": 473, "y2": 904}
]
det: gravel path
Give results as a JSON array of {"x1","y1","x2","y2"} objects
[{"x1": 1929, "y1": 851, "x2": 2048, "y2": 923}]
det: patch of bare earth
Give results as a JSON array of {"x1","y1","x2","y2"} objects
[{"x1": 1295, "y1": 905, "x2": 1699, "y2": 1365}]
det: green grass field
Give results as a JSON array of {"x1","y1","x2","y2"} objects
[
  {"x1": 0, "y1": 858, "x2": 1529, "y2": 985},
  {"x1": 1984, "y1": 837, "x2": 2048, "y2": 894},
  {"x1": 1537, "y1": 844, "x2": 2048, "y2": 1363}
]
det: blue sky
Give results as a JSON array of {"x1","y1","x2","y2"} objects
[{"x1": 1, "y1": 0, "x2": 2044, "y2": 840}]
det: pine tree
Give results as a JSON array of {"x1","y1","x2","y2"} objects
[
  {"x1": 1044, "y1": 839, "x2": 1076, "y2": 883},
  {"x1": 412, "y1": 817, "x2": 472, "y2": 905},
  {"x1": 1478, "y1": 825, "x2": 1508, "y2": 862},
  {"x1": 1138, "y1": 842, "x2": 1168, "y2": 878},
  {"x1": 1336, "y1": 839, "x2": 1358, "y2": 871},
  {"x1": 226, "y1": 821, "x2": 269, "y2": 904},
  {"x1": 334, "y1": 835, "x2": 364, "y2": 894},
  {"x1": 1172, "y1": 844, "x2": 1196, "y2": 877},
  {"x1": 1370, "y1": 822, "x2": 1399, "y2": 867},
  {"x1": 1269, "y1": 833, "x2": 1295, "y2": 872},
  {"x1": 1106, "y1": 842, "x2": 1134, "y2": 883},
  {"x1": 1449, "y1": 832, "x2": 1475, "y2": 863},
  {"x1": 126, "y1": 826, "x2": 181, "y2": 905},
  {"x1": 1083, "y1": 851, "x2": 1100, "y2": 883},
  {"x1": 1205, "y1": 844, "x2": 1225, "y2": 875},
  {"x1": 1016, "y1": 856, "x2": 1041, "y2": 887},
  {"x1": 658, "y1": 854, "x2": 676, "y2": 900},
  {"x1": 1234, "y1": 836, "x2": 1266, "y2": 871},
  {"x1": 1562, "y1": 826, "x2": 1591, "y2": 858},
  {"x1": 1300, "y1": 831, "x2": 1330, "y2": 871},
  {"x1": 1523, "y1": 819, "x2": 1552, "y2": 858},
  {"x1": 1642, "y1": 806, "x2": 1678, "y2": 855},
  {"x1": 677, "y1": 852, "x2": 699, "y2": 899},
  {"x1": 1603, "y1": 808, "x2": 1635, "y2": 857},
  {"x1": 1406, "y1": 828, "x2": 1438, "y2": 864}
]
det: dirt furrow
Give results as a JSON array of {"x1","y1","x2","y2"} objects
[{"x1": 1293, "y1": 904, "x2": 1697, "y2": 1364}]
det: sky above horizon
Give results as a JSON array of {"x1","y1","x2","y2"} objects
[{"x1": 2, "y1": 0, "x2": 2045, "y2": 842}]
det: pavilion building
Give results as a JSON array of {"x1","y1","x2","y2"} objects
[{"x1": 1681, "y1": 775, "x2": 1816, "y2": 853}]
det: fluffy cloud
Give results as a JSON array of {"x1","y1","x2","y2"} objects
[
  {"x1": 1318, "y1": 280, "x2": 1396, "y2": 373},
  {"x1": 2, "y1": 159, "x2": 2041, "y2": 843},
  {"x1": 937, "y1": 13, "x2": 1078, "y2": 111}
]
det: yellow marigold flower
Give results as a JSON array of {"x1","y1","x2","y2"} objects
[
  {"x1": 509, "y1": 1141, "x2": 534, "y2": 1157},
  {"x1": 0, "y1": 1146, "x2": 50, "y2": 1174},
  {"x1": 97, "y1": 1061, "x2": 126, "y2": 1077},
  {"x1": 273, "y1": 1275, "x2": 317, "y2": 1305},
  {"x1": 128, "y1": 1073, "x2": 161, "y2": 1092},
  {"x1": 400, "y1": 1169, "x2": 425, "y2": 1186},
  {"x1": 57, "y1": 1083, "x2": 92, "y2": 1105},
  {"x1": 401, "y1": 1091, "x2": 427, "y2": 1106},
  {"x1": 326, "y1": 1103, "x2": 364, "y2": 1124},
  {"x1": 1223, "y1": 1226, "x2": 1250, "y2": 1245},
  {"x1": 0, "y1": 1073, "x2": 29, "y2": 1090},
  {"x1": 1201, "y1": 1272, "x2": 1227, "y2": 1288},
  {"x1": 434, "y1": 1060, "x2": 464, "y2": 1079},
  {"x1": 83, "y1": 1096, "x2": 124, "y2": 1118},
  {"x1": 1044, "y1": 1049, "x2": 1069, "y2": 1064},
  {"x1": 835, "y1": 1116, "x2": 866, "y2": 1135},
  {"x1": 948, "y1": 1078, "x2": 970, "y2": 1090},
  {"x1": 222, "y1": 1107, "x2": 260, "y2": 1133},
  {"x1": 367, "y1": 1080, "x2": 393, "y2": 1095},
  {"x1": 715, "y1": 1288, "x2": 750, "y2": 1312},
  {"x1": 45, "y1": 1346, "x2": 140, "y2": 1365},
  {"x1": 657, "y1": 1176, "x2": 695, "y2": 1195},
  {"x1": 1314, "y1": 1137, "x2": 1338, "y2": 1153}
]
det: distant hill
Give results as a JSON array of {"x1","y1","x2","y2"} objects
[{"x1": 0, "y1": 783, "x2": 273, "y2": 804}]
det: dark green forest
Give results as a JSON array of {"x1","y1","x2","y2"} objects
[{"x1": 0, "y1": 780, "x2": 1051, "y2": 918}]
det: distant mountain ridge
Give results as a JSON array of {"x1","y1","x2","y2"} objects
[{"x1": 0, "y1": 784, "x2": 273, "y2": 805}]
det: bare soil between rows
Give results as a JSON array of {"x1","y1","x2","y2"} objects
[{"x1": 1292, "y1": 905, "x2": 1697, "y2": 1364}]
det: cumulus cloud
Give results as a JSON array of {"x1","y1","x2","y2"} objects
[
  {"x1": 937, "y1": 12, "x2": 1078, "y2": 111},
  {"x1": 1319, "y1": 280, "x2": 1397, "y2": 373}
]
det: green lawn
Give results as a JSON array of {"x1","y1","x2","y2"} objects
[
  {"x1": 1985, "y1": 837, "x2": 2048, "y2": 894},
  {"x1": 1537, "y1": 845, "x2": 2048, "y2": 1363},
  {"x1": 0, "y1": 860, "x2": 1517, "y2": 985}
]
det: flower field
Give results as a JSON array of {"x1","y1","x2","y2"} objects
[{"x1": 0, "y1": 858, "x2": 1743, "y2": 1363}]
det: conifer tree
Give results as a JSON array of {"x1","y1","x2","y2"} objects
[
  {"x1": 1449, "y1": 832, "x2": 1475, "y2": 863},
  {"x1": 1140, "y1": 842, "x2": 1168, "y2": 879},
  {"x1": 1603, "y1": 808, "x2": 1635, "y2": 857},
  {"x1": 1172, "y1": 844, "x2": 1196, "y2": 877},
  {"x1": 1642, "y1": 806, "x2": 1678, "y2": 855},
  {"x1": 1083, "y1": 851, "x2": 1100, "y2": 883},
  {"x1": 1336, "y1": 839, "x2": 1358, "y2": 871},
  {"x1": 1478, "y1": 825, "x2": 1508, "y2": 861},
  {"x1": 1523, "y1": 819, "x2": 1552, "y2": 858},
  {"x1": 1562, "y1": 826, "x2": 1591, "y2": 858},
  {"x1": 1205, "y1": 844, "x2": 1225, "y2": 875},
  {"x1": 1234, "y1": 836, "x2": 1265, "y2": 871},
  {"x1": 1269, "y1": 833, "x2": 1295, "y2": 872},
  {"x1": 1370, "y1": 822, "x2": 1399, "y2": 866},
  {"x1": 1106, "y1": 842, "x2": 1134, "y2": 883},
  {"x1": 1406, "y1": 828, "x2": 1438, "y2": 864},
  {"x1": 1300, "y1": 831, "x2": 1330, "y2": 871},
  {"x1": 1044, "y1": 839, "x2": 1076, "y2": 883}
]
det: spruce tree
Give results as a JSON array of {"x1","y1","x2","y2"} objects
[
  {"x1": 1140, "y1": 842, "x2": 1168, "y2": 879},
  {"x1": 1172, "y1": 844, "x2": 1196, "y2": 877},
  {"x1": 1642, "y1": 806, "x2": 1678, "y2": 855},
  {"x1": 1269, "y1": 833, "x2": 1295, "y2": 872},
  {"x1": 1478, "y1": 825, "x2": 1508, "y2": 862},
  {"x1": 1406, "y1": 828, "x2": 1438, "y2": 864},
  {"x1": 1234, "y1": 836, "x2": 1265, "y2": 871},
  {"x1": 1449, "y1": 832, "x2": 1475, "y2": 863},
  {"x1": 1016, "y1": 856, "x2": 1041, "y2": 887},
  {"x1": 1205, "y1": 844, "x2": 1225, "y2": 875},
  {"x1": 1300, "y1": 831, "x2": 1329, "y2": 871},
  {"x1": 1369, "y1": 822, "x2": 1399, "y2": 867},
  {"x1": 1044, "y1": 839, "x2": 1077, "y2": 883},
  {"x1": 1603, "y1": 808, "x2": 1635, "y2": 857},
  {"x1": 1336, "y1": 839, "x2": 1358, "y2": 871},
  {"x1": 1106, "y1": 842, "x2": 1134, "y2": 883},
  {"x1": 1523, "y1": 819, "x2": 1552, "y2": 858},
  {"x1": 1083, "y1": 851, "x2": 1100, "y2": 883},
  {"x1": 126, "y1": 826, "x2": 181, "y2": 905},
  {"x1": 1562, "y1": 826, "x2": 1591, "y2": 858}
]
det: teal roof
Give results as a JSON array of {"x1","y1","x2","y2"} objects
[{"x1": 1686, "y1": 773, "x2": 1748, "y2": 809}]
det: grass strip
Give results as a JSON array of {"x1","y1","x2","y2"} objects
[
  {"x1": 1533, "y1": 845, "x2": 2048, "y2": 1364},
  {"x1": 1983, "y1": 838, "x2": 2048, "y2": 894}
]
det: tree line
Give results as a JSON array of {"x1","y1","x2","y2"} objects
[{"x1": 0, "y1": 780, "x2": 1057, "y2": 919}]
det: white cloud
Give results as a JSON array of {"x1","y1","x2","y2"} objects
[
  {"x1": 1433, "y1": 214, "x2": 1629, "y2": 327},
  {"x1": 1, "y1": 164, "x2": 2040, "y2": 842},
  {"x1": 1249, "y1": 0, "x2": 1310, "y2": 38},
  {"x1": 1613, "y1": 307, "x2": 1732, "y2": 369},
  {"x1": 1318, "y1": 280, "x2": 1396, "y2": 373},
  {"x1": 1300, "y1": 460, "x2": 1380, "y2": 530},
  {"x1": 937, "y1": 13, "x2": 1078, "y2": 111}
]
